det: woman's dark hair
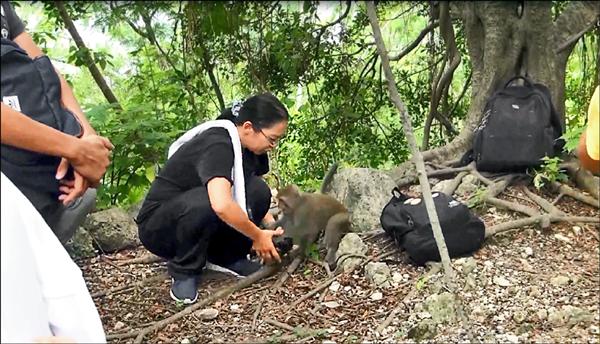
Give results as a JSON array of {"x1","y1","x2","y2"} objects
[{"x1": 216, "y1": 92, "x2": 289, "y2": 130}]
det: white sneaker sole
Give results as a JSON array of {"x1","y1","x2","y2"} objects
[
  {"x1": 169, "y1": 278, "x2": 198, "y2": 304},
  {"x1": 204, "y1": 261, "x2": 242, "y2": 278}
]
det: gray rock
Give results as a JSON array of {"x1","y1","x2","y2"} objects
[
  {"x1": 564, "y1": 306, "x2": 594, "y2": 327},
  {"x1": 365, "y1": 262, "x2": 392, "y2": 288},
  {"x1": 407, "y1": 319, "x2": 437, "y2": 341},
  {"x1": 424, "y1": 292, "x2": 458, "y2": 324},
  {"x1": 456, "y1": 174, "x2": 479, "y2": 197},
  {"x1": 335, "y1": 233, "x2": 367, "y2": 272},
  {"x1": 455, "y1": 257, "x2": 477, "y2": 275},
  {"x1": 65, "y1": 227, "x2": 97, "y2": 259},
  {"x1": 195, "y1": 308, "x2": 219, "y2": 320},
  {"x1": 513, "y1": 311, "x2": 527, "y2": 324},
  {"x1": 326, "y1": 168, "x2": 398, "y2": 232},
  {"x1": 83, "y1": 207, "x2": 140, "y2": 253},
  {"x1": 432, "y1": 179, "x2": 455, "y2": 194}
]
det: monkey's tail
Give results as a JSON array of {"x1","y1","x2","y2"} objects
[{"x1": 320, "y1": 161, "x2": 339, "y2": 194}]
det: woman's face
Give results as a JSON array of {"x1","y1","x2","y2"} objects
[{"x1": 239, "y1": 120, "x2": 287, "y2": 155}]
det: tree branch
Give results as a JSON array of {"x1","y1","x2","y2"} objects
[
  {"x1": 554, "y1": 2, "x2": 600, "y2": 56},
  {"x1": 54, "y1": 1, "x2": 121, "y2": 108},
  {"x1": 389, "y1": 20, "x2": 439, "y2": 61},
  {"x1": 366, "y1": 1, "x2": 454, "y2": 283}
]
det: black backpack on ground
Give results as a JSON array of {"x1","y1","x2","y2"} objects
[
  {"x1": 471, "y1": 76, "x2": 563, "y2": 172},
  {"x1": 380, "y1": 188, "x2": 485, "y2": 266}
]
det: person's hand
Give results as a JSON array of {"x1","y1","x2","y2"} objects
[
  {"x1": 252, "y1": 227, "x2": 284, "y2": 264},
  {"x1": 57, "y1": 170, "x2": 90, "y2": 206},
  {"x1": 57, "y1": 134, "x2": 113, "y2": 187}
]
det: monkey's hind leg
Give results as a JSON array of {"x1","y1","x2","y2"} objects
[{"x1": 323, "y1": 212, "x2": 351, "y2": 270}]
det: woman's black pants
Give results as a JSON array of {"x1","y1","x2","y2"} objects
[{"x1": 137, "y1": 176, "x2": 271, "y2": 279}]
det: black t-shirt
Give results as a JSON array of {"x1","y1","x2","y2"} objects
[
  {"x1": 137, "y1": 127, "x2": 269, "y2": 222},
  {"x1": 1, "y1": 1, "x2": 25, "y2": 40}
]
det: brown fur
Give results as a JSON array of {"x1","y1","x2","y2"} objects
[{"x1": 271, "y1": 184, "x2": 351, "y2": 269}]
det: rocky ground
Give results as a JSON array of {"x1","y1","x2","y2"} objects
[{"x1": 77, "y1": 185, "x2": 599, "y2": 343}]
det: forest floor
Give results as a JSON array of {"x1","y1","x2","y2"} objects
[{"x1": 79, "y1": 185, "x2": 599, "y2": 343}]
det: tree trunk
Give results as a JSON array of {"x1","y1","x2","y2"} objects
[
  {"x1": 388, "y1": 1, "x2": 600, "y2": 184},
  {"x1": 54, "y1": 1, "x2": 122, "y2": 108}
]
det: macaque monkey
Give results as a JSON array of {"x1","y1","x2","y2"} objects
[{"x1": 269, "y1": 165, "x2": 350, "y2": 269}]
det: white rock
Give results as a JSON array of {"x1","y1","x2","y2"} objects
[
  {"x1": 114, "y1": 321, "x2": 126, "y2": 331},
  {"x1": 371, "y1": 291, "x2": 383, "y2": 301},
  {"x1": 523, "y1": 247, "x2": 533, "y2": 257},
  {"x1": 229, "y1": 304, "x2": 242, "y2": 313},
  {"x1": 124, "y1": 312, "x2": 133, "y2": 320},
  {"x1": 392, "y1": 272, "x2": 403, "y2": 283},
  {"x1": 323, "y1": 301, "x2": 341, "y2": 309},
  {"x1": 181, "y1": 339, "x2": 191, "y2": 344},
  {"x1": 344, "y1": 286, "x2": 352, "y2": 292},
  {"x1": 329, "y1": 281, "x2": 341, "y2": 292},
  {"x1": 550, "y1": 276, "x2": 570, "y2": 286},
  {"x1": 493, "y1": 276, "x2": 511, "y2": 287},
  {"x1": 504, "y1": 334, "x2": 519, "y2": 343},
  {"x1": 554, "y1": 233, "x2": 571, "y2": 243}
]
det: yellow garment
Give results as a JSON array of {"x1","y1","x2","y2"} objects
[{"x1": 586, "y1": 86, "x2": 599, "y2": 160}]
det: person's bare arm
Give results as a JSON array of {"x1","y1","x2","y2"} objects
[
  {"x1": 1, "y1": 103, "x2": 80, "y2": 159},
  {"x1": 207, "y1": 177, "x2": 282, "y2": 263},
  {"x1": 1, "y1": 103, "x2": 113, "y2": 185},
  {"x1": 13, "y1": 31, "x2": 95, "y2": 135}
]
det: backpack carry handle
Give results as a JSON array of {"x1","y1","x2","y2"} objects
[{"x1": 504, "y1": 75, "x2": 533, "y2": 89}]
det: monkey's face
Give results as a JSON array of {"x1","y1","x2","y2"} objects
[{"x1": 276, "y1": 185, "x2": 300, "y2": 215}]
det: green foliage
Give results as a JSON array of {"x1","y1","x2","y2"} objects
[
  {"x1": 13, "y1": 1, "x2": 593, "y2": 208},
  {"x1": 467, "y1": 186, "x2": 488, "y2": 210},
  {"x1": 532, "y1": 156, "x2": 568, "y2": 190},
  {"x1": 561, "y1": 125, "x2": 585, "y2": 154}
]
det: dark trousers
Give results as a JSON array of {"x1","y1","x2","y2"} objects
[{"x1": 137, "y1": 176, "x2": 271, "y2": 279}]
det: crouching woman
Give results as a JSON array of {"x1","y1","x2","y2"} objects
[{"x1": 136, "y1": 93, "x2": 288, "y2": 304}]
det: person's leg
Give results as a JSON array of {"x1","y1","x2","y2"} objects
[
  {"x1": 206, "y1": 176, "x2": 271, "y2": 274},
  {"x1": 137, "y1": 186, "x2": 220, "y2": 303},
  {"x1": 46, "y1": 189, "x2": 97, "y2": 244}
]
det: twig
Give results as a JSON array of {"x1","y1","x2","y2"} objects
[
  {"x1": 486, "y1": 215, "x2": 600, "y2": 237},
  {"x1": 91, "y1": 272, "x2": 168, "y2": 298},
  {"x1": 264, "y1": 318, "x2": 295, "y2": 332},
  {"x1": 273, "y1": 255, "x2": 303, "y2": 289},
  {"x1": 117, "y1": 253, "x2": 163, "y2": 266},
  {"x1": 310, "y1": 288, "x2": 330, "y2": 315},
  {"x1": 551, "y1": 192, "x2": 565, "y2": 205},
  {"x1": 251, "y1": 289, "x2": 270, "y2": 331},
  {"x1": 287, "y1": 275, "x2": 339, "y2": 311}
]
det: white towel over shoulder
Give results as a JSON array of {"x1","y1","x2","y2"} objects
[{"x1": 168, "y1": 120, "x2": 246, "y2": 213}]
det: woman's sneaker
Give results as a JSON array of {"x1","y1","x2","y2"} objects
[
  {"x1": 205, "y1": 258, "x2": 262, "y2": 277},
  {"x1": 170, "y1": 276, "x2": 198, "y2": 304}
]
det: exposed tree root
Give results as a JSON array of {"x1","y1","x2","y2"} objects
[
  {"x1": 550, "y1": 181, "x2": 599, "y2": 208},
  {"x1": 485, "y1": 215, "x2": 600, "y2": 237},
  {"x1": 521, "y1": 186, "x2": 566, "y2": 216},
  {"x1": 441, "y1": 171, "x2": 468, "y2": 196}
]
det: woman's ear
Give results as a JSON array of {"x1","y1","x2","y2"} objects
[{"x1": 242, "y1": 121, "x2": 254, "y2": 130}]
